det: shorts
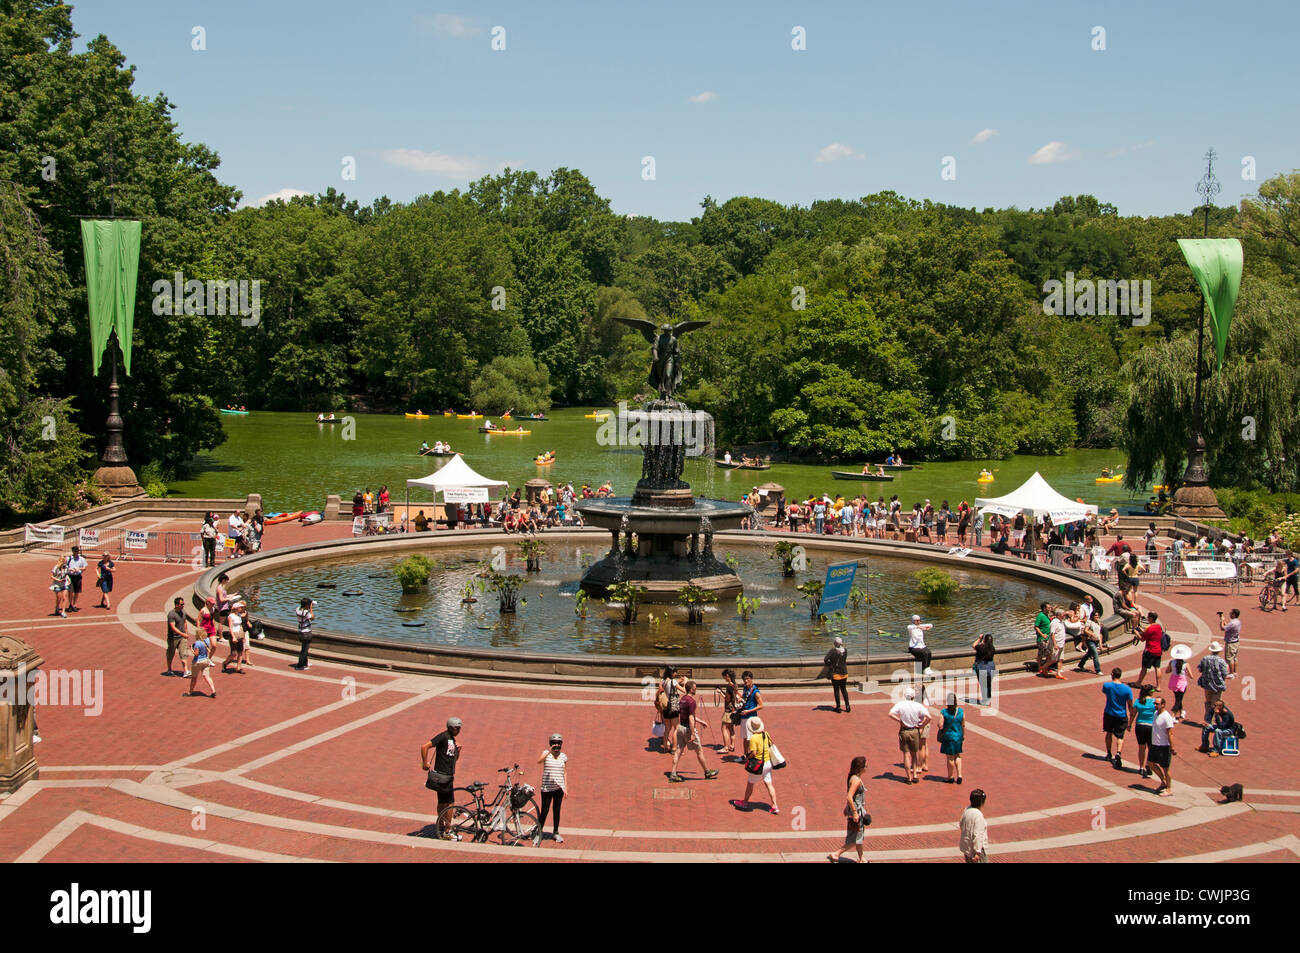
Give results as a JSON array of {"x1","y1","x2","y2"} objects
[
  {"x1": 1225, "y1": 642, "x2": 1238, "y2": 664},
  {"x1": 229, "y1": 638, "x2": 246, "y2": 653},
  {"x1": 745, "y1": 760, "x2": 773, "y2": 784},
  {"x1": 1147, "y1": 744, "x2": 1171, "y2": 768},
  {"x1": 1104, "y1": 714, "x2": 1128, "y2": 736},
  {"x1": 168, "y1": 635, "x2": 191, "y2": 659},
  {"x1": 1142, "y1": 651, "x2": 1162, "y2": 670},
  {"x1": 675, "y1": 725, "x2": 700, "y2": 749},
  {"x1": 67, "y1": 574, "x2": 83, "y2": 594},
  {"x1": 1135, "y1": 724, "x2": 1152, "y2": 745},
  {"x1": 898, "y1": 727, "x2": 922, "y2": 754},
  {"x1": 51, "y1": 582, "x2": 66, "y2": 593},
  {"x1": 193, "y1": 658, "x2": 212, "y2": 672}
]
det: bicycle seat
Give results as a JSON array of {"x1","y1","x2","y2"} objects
[{"x1": 467, "y1": 781, "x2": 487, "y2": 790}]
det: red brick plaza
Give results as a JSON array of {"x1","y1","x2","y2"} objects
[{"x1": 3, "y1": 516, "x2": 1297, "y2": 864}]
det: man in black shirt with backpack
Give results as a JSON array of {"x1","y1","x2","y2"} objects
[{"x1": 421, "y1": 716, "x2": 464, "y2": 839}]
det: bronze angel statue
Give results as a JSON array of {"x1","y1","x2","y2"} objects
[{"x1": 613, "y1": 318, "x2": 710, "y2": 400}]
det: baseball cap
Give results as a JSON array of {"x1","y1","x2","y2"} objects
[
  {"x1": 903, "y1": 687, "x2": 916, "y2": 700},
  {"x1": 912, "y1": 614, "x2": 921, "y2": 622}
]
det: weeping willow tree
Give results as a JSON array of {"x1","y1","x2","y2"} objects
[{"x1": 1121, "y1": 276, "x2": 1300, "y2": 493}]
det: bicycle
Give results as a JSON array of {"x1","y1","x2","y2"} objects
[
  {"x1": 443, "y1": 763, "x2": 539, "y2": 845},
  {"x1": 1258, "y1": 577, "x2": 1279, "y2": 611}
]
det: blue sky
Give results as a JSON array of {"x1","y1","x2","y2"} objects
[{"x1": 71, "y1": 0, "x2": 1298, "y2": 220}]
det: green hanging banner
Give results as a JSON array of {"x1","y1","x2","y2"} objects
[
  {"x1": 1177, "y1": 237, "x2": 1243, "y2": 371},
  {"x1": 80, "y1": 219, "x2": 142, "y2": 376}
]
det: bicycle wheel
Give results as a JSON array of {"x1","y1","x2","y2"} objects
[
  {"x1": 1259, "y1": 587, "x2": 1273, "y2": 610},
  {"x1": 497, "y1": 806, "x2": 539, "y2": 845},
  {"x1": 440, "y1": 805, "x2": 484, "y2": 843}
]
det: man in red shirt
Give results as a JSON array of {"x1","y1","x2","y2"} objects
[
  {"x1": 668, "y1": 681, "x2": 719, "y2": 783},
  {"x1": 1106, "y1": 535, "x2": 1133, "y2": 558},
  {"x1": 1136, "y1": 611, "x2": 1165, "y2": 690}
]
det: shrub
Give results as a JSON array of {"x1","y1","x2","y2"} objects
[
  {"x1": 913, "y1": 567, "x2": 960, "y2": 604},
  {"x1": 679, "y1": 584, "x2": 717, "y2": 624},
  {"x1": 1274, "y1": 513, "x2": 1300, "y2": 551},
  {"x1": 606, "y1": 580, "x2": 648, "y2": 624},
  {"x1": 394, "y1": 554, "x2": 435, "y2": 593}
]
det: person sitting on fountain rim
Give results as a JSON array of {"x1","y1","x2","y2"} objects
[{"x1": 908, "y1": 614, "x2": 934, "y2": 677}]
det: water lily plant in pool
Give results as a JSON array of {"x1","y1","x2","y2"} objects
[
  {"x1": 487, "y1": 571, "x2": 525, "y2": 613},
  {"x1": 678, "y1": 583, "x2": 717, "y2": 624},
  {"x1": 394, "y1": 554, "x2": 434, "y2": 593},
  {"x1": 518, "y1": 538, "x2": 545, "y2": 572},
  {"x1": 606, "y1": 580, "x2": 648, "y2": 624}
]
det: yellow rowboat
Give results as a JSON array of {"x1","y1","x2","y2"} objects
[
  {"x1": 977, "y1": 472, "x2": 994, "y2": 483},
  {"x1": 1153, "y1": 484, "x2": 1172, "y2": 492},
  {"x1": 482, "y1": 428, "x2": 530, "y2": 435},
  {"x1": 404, "y1": 413, "x2": 429, "y2": 419},
  {"x1": 1095, "y1": 474, "x2": 1124, "y2": 484},
  {"x1": 584, "y1": 412, "x2": 609, "y2": 419},
  {"x1": 457, "y1": 413, "x2": 483, "y2": 419},
  {"x1": 534, "y1": 455, "x2": 555, "y2": 465},
  {"x1": 442, "y1": 411, "x2": 454, "y2": 417}
]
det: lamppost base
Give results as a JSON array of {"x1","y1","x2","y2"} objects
[
  {"x1": 1167, "y1": 484, "x2": 1226, "y2": 522},
  {"x1": 92, "y1": 465, "x2": 144, "y2": 499}
]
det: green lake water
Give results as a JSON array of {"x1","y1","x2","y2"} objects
[{"x1": 173, "y1": 409, "x2": 1148, "y2": 514}]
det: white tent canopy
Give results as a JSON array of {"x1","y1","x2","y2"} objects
[
  {"x1": 975, "y1": 471, "x2": 1098, "y2": 525},
  {"x1": 405, "y1": 453, "x2": 508, "y2": 493}
]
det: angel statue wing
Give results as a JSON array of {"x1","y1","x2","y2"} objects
[
  {"x1": 613, "y1": 316, "x2": 659, "y2": 344},
  {"x1": 669, "y1": 320, "x2": 711, "y2": 336}
]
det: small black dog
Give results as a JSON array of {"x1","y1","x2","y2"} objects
[{"x1": 1220, "y1": 783, "x2": 1244, "y2": 803}]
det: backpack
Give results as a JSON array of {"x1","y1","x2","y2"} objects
[{"x1": 1160, "y1": 627, "x2": 1171, "y2": 652}]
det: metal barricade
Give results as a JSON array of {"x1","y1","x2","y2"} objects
[
  {"x1": 22, "y1": 524, "x2": 234, "y2": 565},
  {"x1": 1161, "y1": 556, "x2": 1240, "y2": 595}
]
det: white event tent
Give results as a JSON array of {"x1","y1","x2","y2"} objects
[
  {"x1": 976, "y1": 472, "x2": 1098, "y2": 553},
  {"x1": 404, "y1": 454, "x2": 508, "y2": 526}
]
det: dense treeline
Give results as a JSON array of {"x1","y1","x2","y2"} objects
[{"x1": 2, "y1": 0, "x2": 1298, "y2": 518}]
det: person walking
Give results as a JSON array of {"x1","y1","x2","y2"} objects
[
  {"x1": 213, "y1": 572, "x2": 234, "y2": 641},
  {"x1": 200, "y1": 513, "x2": 218, "y2": 568},
  {"x1": 823, "y1": 636, "x2": 851, "y2": 712},
  {"x1": 49, "y1": 556, "x2": 69, "y2": 618},
  {"x1": 939, "y1": 693, "x2": 965, "y2": 783},
  {"x1": 1102, "y1": 667, "x2": 1134, "y2": 770},
  {"x1": 1135, "y1": 611, "x2": 1166, "y2": 690},
  {"x1": 1218, "y1": 608, "x2": 1241, "y2": 679},
  {"x1": 657, "y1": 666, "x2": 683, "y2": 755},
  {"x1": 971, "y1": 633, "x2": 996, "y2": 706},
  {"x1": 1167, "y1": 645, "x2": 1192, "y2": 720},
  {"x1": 718, "y1": 668, "x2": 741, "y2": 755},
  {"x1": 1129, "y1": 685, "x2": 1157, "y2": 779},
  {"x1": 889, "y1": 687, "x2": 931, "y2": 783},
  {"x1": 1073, "y1": 617, "x2": 1103, "y2": 675},
  {"x1": 827, "y1": 756, "x2": 870, "y2": 864},
  {"x1": 292, "y1": 597, "x2": 315, "y2": 670},
  {"x1": 95, "y1": 552, "x2": 116, "y2": 610},
  {"x1": 1196, "y1": 642, "x2": 1228, "y2": 725},
  {"x1": 668, "y1": 681, "x2": 720, "y2": 782},
  {"x1": 1042, "y1": 607, "x2": 1067, "y2": 679},
  {"x1": 185, "y1": 626, "x2": 217, "y2": 698},
  {"x1": 1148, "y1": 696, "x2": 1178, "y2": 796},
  {"x1": 64, "y1": 545, "x2": 87, "y2": 612},
  {"x1": 421, "y1": 717, "x2": 463, "y2": 840},
  {"x1": 165, "y1": 596, "x2": 191, "y2": 678},
  {"x1": 959, "y1": 789, "x2": 990, "y2": 863},
  {"x1": 730, "y1": 717, "x2": 780, "y2": 815},
  {"x1": 1034, "y1": 603, "x2": 1052, "y2": 674},
  {"x1": 534, "y1": 733, "x2": 568, "y2": 846}
]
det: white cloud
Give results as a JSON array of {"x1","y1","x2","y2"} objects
[
  {"x1": 377, "y1": 148, "x2": 517, "y2": 180},
  {"x1": 815, "y1": 142, "x2": 865, "y2": 163},
  {"x1": 1027, "y1": 141, "x2": 1080, "y2": 165},
  {"x1": 688, "y1": 91, "x2": 718, "y2": 103},
  {"x1": 970, "y1": 128, "x2": 998, "y2": 145},
  {"x1": 245, "y1": 188, "x2": 310, "y2": 208},
  {"x1": 420, "y1": 14, "x2": 481, "y2": 37}
]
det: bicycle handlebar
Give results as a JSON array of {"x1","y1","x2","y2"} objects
[{"x1": 498, "y1": 763, "x2": 519, "y2": 773}]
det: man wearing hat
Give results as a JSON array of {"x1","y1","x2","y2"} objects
[
  {"x1": 907, "y1": 614, "x2": 934, "y2": 676},
  {"x1": 1196, "y1": 643, "x2": 1229, "y2": 726},
  {"x1": 421, "y1": 717, "x2": 464, "y2": 840},
  {"x1": 889, "y1": 687, "x2": 931, "y2": 783}
]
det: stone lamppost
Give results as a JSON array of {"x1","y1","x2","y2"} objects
[{"x1": 0, "y1": 636, "x2": 44, "y2": 794}]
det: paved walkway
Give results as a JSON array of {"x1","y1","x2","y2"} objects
[{"x1": 3, "y1": 519, "x2": 1297, "y2": 862}]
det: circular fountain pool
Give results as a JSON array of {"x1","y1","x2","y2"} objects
[{"x1": 236, "y1": 536, "x2": 1081, "y2": 658}]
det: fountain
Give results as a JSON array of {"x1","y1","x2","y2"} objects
[{"x1": 577, "y1": 319, "x2": 752, "y2": 603}]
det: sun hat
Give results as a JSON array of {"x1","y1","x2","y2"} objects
[
  {"x1": 903, "y1": 687, "x2": 917, "y2": 700},
  {"x1": 1208, "y1": 642, "x2": 1223, "y2": 653},
  {"x1": 1170, "y1": 644, "x2": 1192, "y2": 661},
  {"x1": 748, "y1": 717, "x2": 765, "y2": 733}
]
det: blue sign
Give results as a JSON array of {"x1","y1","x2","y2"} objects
[{"x1": 817, "y1": 561, "x2": 858, "y2": 616}]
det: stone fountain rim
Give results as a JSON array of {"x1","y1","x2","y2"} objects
[{"x1": 190, "y1": 528, "x2": 1122, "y2": 681}]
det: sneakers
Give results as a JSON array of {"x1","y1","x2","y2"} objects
[
  {"x1": 667, "y1": 773, "x2": 685, "y2": 783},
  {"x1": 1112, "y1": 756, "x2": 1123, "y2": 770},
  {"x1": 704, "y1": 769, "x2": 719, "y2": 780},
  {"x1": 923, "y1": 667, "x2": 936, "y2": 676},
  {"x1": 32, "y1": 733, "x2": 41, "y2": 744},
  {"x1": 553, "y1": 834, "x2": 564, "y2": 844},
  {"x1": 532, "y1": 833, "x2": 541, "y2": 847}
]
